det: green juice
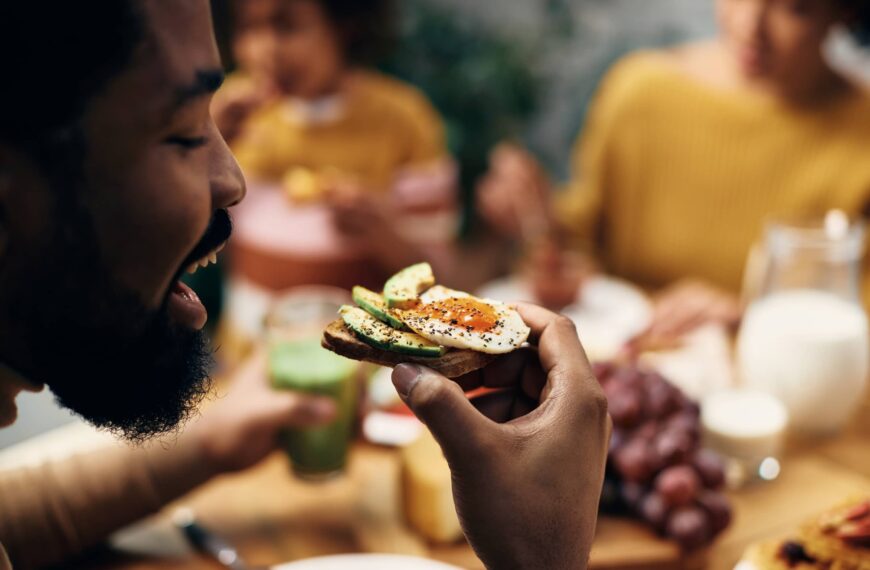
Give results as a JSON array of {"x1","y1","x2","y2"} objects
[{"x1": 269, "y1": 338, "x2": 358, "y2": 480}]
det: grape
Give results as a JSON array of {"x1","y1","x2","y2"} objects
[
  {"x1": 620, "y1": 481, "x2": 646, "y2": 510},
  {"x1": 645, "y1": 379, "x2": 679, "y2": 419},
  {"x1": 614, "y1": 438, "x2": 658, "y2": 482},
  {"x1": 654, "y1": 428, "x2": 694, "y2": 467},
  {"x1": 594, "y1": 362, "x2": 732, "y2": 549},
  {"x1": 609, "y1": 428, "x2": 626, "y2": 456},
  {"x1": 692, "y1": 449, "x2": 726, "y2": 490},
  {"x1": 612, "y1": 367, "x2": 644, "y2": 388},
  {"x1": 696, "y1": 491, "x2": 732, "y2": 534},
  {"x1": 634, "y1": 420, "x2": 659, "y2": 442},
  {"x1": 665, "y1": 412, "x2": 701, "y2": 443},
  {"x1": 638, "y1": 492, "x2": 670, "y2": 532},
  {"x1": 667, "y1": 506, "x2": 712, "y2": 550},
  {"x1": 608, "y1": 390, "x2": 643, "y2": 429},
  {"x1": 655, "y1": 466, "x2": 701, "y2": 508},
  {"x1": 592, "y1": 362, "x2": 614, "y2": 382}
]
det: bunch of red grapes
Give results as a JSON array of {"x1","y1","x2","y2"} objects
[{"x1": 593, "y1": 362, "x2": 732, "y2": 550}]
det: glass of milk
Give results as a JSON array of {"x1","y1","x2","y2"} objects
[{"x1": 737, "y1": 211, "x2": 869, "y2": 436}]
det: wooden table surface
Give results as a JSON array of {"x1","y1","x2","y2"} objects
[{"x1": 79, "y1": 394, "x2": 870, "y2": 570}]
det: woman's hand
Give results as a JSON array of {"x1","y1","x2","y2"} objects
[
  {"x1": 645, "y1": 279, "x2": 742, "y2": 343},
  {"x1": 392, "y1": 304, "x2": 610, "y2": 570}
]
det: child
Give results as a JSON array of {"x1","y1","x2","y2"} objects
[{"x1": 214, "y1": 0, "x2": 458, "y2": 292}]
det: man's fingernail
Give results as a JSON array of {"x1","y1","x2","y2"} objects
[{"x1": 392, "y1": 364, "x2": 423, "y2": 399}]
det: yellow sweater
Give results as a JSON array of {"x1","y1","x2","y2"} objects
[
  {"x1": 232, "y1": 70, "x2": 448, "y2": 190},
  {"x1": 557, "y1": 52, "x2": 870, "y2": 294}
]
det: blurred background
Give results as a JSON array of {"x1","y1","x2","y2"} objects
[{"x1": 6, "y1": 0, "x2": 725, "y2": 448}]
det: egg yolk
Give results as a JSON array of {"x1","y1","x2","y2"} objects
[{"x1": 421, "y1": 298, "x2": 499, "y2": 332}]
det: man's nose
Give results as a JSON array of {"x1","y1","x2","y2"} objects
[{"x1": 209, "y1": 122, "x2": 246, "y2": 210}]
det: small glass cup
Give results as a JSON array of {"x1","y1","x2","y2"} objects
[{"x1": 265, "y1": 287, "x2": 359, "y2": 481}]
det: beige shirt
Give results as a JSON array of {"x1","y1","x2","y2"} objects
[{"x1": 0, "y1": 368, "x2": 217, "y2": 569}]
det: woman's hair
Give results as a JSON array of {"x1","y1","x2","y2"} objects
[{"x1": 838, "y1": 0, "x2": 870, "y2": 45}]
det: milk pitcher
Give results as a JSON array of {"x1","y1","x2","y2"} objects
[{"x1": 737, "y1": 211, "x2": 869, "y2": 435}]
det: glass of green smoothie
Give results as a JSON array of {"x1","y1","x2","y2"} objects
[{"x1": 265, "y1": 288, "x2": 359, "y2": 481}]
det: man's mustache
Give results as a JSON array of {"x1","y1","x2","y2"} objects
[{"x1": 179, "y1": 209, "x2": 233, "y2": 273}]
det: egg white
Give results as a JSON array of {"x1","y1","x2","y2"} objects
[{"x1": 400, "y1": 289, "x2": 530, "y2": 355}]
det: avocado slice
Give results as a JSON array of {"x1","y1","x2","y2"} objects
[
  {"x1": 352, "y1": 286, "x2": 409, "y2": 331},
  {"x1": 383, "y1": 262, "x2": 435, "y2": 309},
  {"x1": 340, "y1": 306, "x2": 445, "y2": 357}
]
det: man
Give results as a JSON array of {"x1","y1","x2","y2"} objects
[{"x1": 0, "y1": 2, "x2": 609, "y2": 569}]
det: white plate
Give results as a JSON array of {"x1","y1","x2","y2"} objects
[
  {"x1": 274, "y1": 554, "x2": 464, "y2": 570},
  {"x1": 477, "y1": 275, "x2": 653, "y2": 361}
]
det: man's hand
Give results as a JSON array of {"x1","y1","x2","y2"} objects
[
  {"x1": 476, "y1": 144, "x2": 552, "y2": 240},
  {"x1": 392, "y1": 304, "x2": 610, "y2": 570},
  {"x1": 189, "y1": 350, "x2": 337, "y2": 474}
]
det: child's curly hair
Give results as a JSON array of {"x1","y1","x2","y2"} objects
[
  {"x1": 229, "y1": 0, "x2": 396, "y2": 64},
  {"x1": 318, "y1": 0, "x2": 396, "y2": 63}
]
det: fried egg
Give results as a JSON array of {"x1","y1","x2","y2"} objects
[{"x1": 400, "y1": 287, "x2": 530, "y2": 354}]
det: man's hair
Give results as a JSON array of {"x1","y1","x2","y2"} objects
[{"x1": 0, "y1": 1, "x2": 144, "y2": 162}]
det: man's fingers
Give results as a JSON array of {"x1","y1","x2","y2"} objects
[
  {"x1": 516, "y1": 303, "x2": 588, "y2": 374},
  {"x1": 513, "y1": 303, "x2": 606, "y2": 431},
  {"x1": 393, "y1": 364, "x2": 493, "y2": 464},
  {"x1": 469, "y1": 389, "x2": 538, "y2": 423}
]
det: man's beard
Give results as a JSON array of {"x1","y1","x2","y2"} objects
[{"x1": 3, "y1": 182, "x2": 215, "y2": 442}]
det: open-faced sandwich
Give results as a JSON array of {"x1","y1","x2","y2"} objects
[{"x1": 321, "y1": 263, "x2": 531, "y2": 378}]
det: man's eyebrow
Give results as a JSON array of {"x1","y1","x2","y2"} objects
[{"x1": 174, "y1": 69, "x2": 225, "y2": 108}]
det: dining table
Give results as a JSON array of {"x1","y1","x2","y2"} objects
[{"x1": 69, "y1": 388, "x2": 870, "y2": 570}]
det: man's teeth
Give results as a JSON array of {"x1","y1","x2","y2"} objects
[{"x1": 186, "y1": 243, "x2": 226, "y2": 275}]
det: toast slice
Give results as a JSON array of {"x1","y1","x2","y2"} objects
[{"x1": 321, "y1": 319, "x2": 496, "y2": 378}]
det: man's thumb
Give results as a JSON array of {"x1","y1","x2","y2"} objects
[{"x1": 392, "y1": 364, "x2": 489, "y2": 463}]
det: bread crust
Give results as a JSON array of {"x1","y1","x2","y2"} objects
[{"x1": 321, "y1": 319, "x2": 496, "y2": 378}]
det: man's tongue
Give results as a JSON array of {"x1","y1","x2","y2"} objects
[{"x1": 168, "y1": 280, "x2": 208, "y2": 330}]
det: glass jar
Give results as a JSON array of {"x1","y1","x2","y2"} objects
[{"x1": 737, "y1": 211, "x2": 869, "y2": 436}]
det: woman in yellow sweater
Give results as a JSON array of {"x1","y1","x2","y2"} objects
[
  {"x1": 479, "y1": 0, "x2": 870, "y2": 340},
  {"x1": 212, "y1": 0, "x2": 457, "y2": 291}
]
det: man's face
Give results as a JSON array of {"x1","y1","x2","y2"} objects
[{"x1": 0, "y1": 0, "x2": 245, "y2": 436}]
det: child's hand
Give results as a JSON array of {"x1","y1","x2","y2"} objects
[
  {"x1": 326, "y1": 184, "x2": 420, "y2": 272},
  {"x1": 211, "y1": 80, "x2": 279, "y2": 143}
]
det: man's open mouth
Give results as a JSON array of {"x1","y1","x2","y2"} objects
[{"x1": 167, "y1": 210, "x2": 233, "y2": 331}]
